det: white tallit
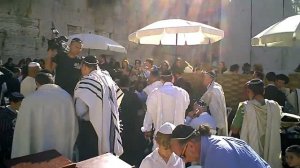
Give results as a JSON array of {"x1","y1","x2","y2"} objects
[
  {"x1": 11, "y1": 84, "x2": 78, "y2": 159},
  {"x1": 74, "y1": 69, "x2": 124, "y2": 156},
  {"x1": 201, "y1": 81, "x2": 228, "y2": 136},
  {"x1": 240, "y1": 99, "x2": 282, "y2": 168}
]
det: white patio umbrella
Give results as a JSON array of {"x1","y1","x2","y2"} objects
[
  {"x1": 68, "y1": 33, "x2": 127, "y2": 54},
  {"x1": 128, "y1": 19, "x2": 224, "y2": 45},
  {"x1": 251, "y1": 15, "x2": 300, "y2": 47}
]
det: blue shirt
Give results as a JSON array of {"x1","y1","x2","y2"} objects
[{"x1": 200, "y1": 136, "x2": 271, "y2": 168}]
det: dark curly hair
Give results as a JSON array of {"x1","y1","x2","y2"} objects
[
  {"x1": 246, "y1": 79, "x2": 264, "y2": 96},
  {"x1": 286, "y1": 145, "x2": 300, "y2": 157}
]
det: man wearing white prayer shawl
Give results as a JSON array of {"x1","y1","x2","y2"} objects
[
  {"x1": 74, "y1": 55, "x2": 124, "y2": 161},
  {"x1": 232, "y1": 79, "x2": 282, "y2": 168},
  {"x1": 11, "y1": 72, "x2": 78, "y2": 159},
  {"x1": 200, "y1": 71, "x2": 228, "y2": 136},
  {"x1": 141, "y1": 70, "x2": 190, "y2": 142},
  {"x1": 20, "y1": 62, "x2": 41, "y2": 97}
]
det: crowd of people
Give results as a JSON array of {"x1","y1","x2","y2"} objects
[{"x1": 0, "y1": 38, "x2": 300, "y2": 168}]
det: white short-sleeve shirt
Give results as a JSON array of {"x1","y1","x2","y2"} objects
[{"x1": 140, "y1": 148, "x2": 185, "y2": 168}]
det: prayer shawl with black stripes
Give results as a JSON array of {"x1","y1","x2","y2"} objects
[{"x1": 74, "y1": 69, "x2": 124, "y2": 156}]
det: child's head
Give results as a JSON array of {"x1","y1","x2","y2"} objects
[{"x1": 286, "y1": 145, "x2": 300, "y2": 167}]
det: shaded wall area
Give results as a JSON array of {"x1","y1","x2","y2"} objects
[{"x1": 220, "y1": 0, "x2": 300, "y2": 74}]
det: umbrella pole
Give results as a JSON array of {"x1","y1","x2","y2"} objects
[
  {"x1": 209, "y1": 43, "x2": 212, "y2": 65},
  {"x1": 176, "y1": 33, "x2": 178, "y2": 58}
]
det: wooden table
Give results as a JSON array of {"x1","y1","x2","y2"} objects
[
  {"x1": 5, "y1": 150, "x2": 72, "y2": 168},
  {"x1": 76, "y1": 153, "x2": 133, "y2": 168}
]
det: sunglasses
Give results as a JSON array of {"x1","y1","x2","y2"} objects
[{"x1": 180, "y1": 143, "x2": 188, "y2": 159}]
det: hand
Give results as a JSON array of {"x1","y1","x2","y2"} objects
[
  {"x1": 194, "y1": 106, "x2": 205, "y2": 117},
  {"x1": 194, "y1": 109, "x2": 201, "y2": 117},
  {"x1": 187, "y1": 111, "x2": 196, "y2": 118}
]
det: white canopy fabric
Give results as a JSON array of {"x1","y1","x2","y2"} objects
[
  {"x1": 68, "y1": 33, "x2": 127, "y2": 53},
  {"x1": 252, "y1": 15, "x2": 300, "y2": 47},
  {"x1": 128, "y1": 19, "x2": 224, "y2": 45}
]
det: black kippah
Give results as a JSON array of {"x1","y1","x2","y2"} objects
[
  {"x1": 246, "y1": 79, "x2": 263, "y2": 86},
  {"x1": 83, "y1": 55, "x2": 98, "y2": 65},
  {"x1": 9, "y1": 92, "x2": 24, "y2": 102},
  {"x1": 71, "y1": 38, "x2": 82, "y2": 43},
  {"x1": 171, "y1": 124, "x2": 195, "y2": 139},
  {"x1": 195, "y1": 99, "x2": 207, "y2": 107},
  {"x1": 202, "y1": 71, "x2": 216, "y2": 79}
]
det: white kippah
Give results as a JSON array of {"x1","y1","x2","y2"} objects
[
  {"x1": 158, "y1": 122, "x2": 176, "y2": 134},
  {"x1": 28, "y1": 62, "x2": 41, "y2": 68}
]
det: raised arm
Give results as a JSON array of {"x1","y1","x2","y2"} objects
[{"x1": 45, "y1": 49, "x2": 57, "y2": 73}]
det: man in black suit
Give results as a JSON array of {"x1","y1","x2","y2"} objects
[
  {"x1": 264, "y1": 72, "x2": 286, "y2": 106},
  {"x1": 0, "y1": 92, "x2": 24, "y2": 165}
]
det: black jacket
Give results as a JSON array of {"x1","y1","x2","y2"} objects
[{"x1": 264, "y1": 85, "x2": 286, "y2": 106}]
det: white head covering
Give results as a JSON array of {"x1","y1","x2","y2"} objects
[
  {"x1": 158, "y1": 122, "x2": 176, "y2": 134},
  {"x1": 28, "y1": 62, "x2": 41, "y2": 68}
]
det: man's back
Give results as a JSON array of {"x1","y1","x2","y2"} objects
[
  {"x1": 264, "y1": 84, "x2": 286, "y2": 106},
  {"x1": 12, "y1": 84, "x2": 78, "y2": 159},
  {"x1": 143, "y1": 81, "x2": 163, "y2": 96},
  {"x1": 54, "y1": 52, "x2": 81, "y2": 95},
  {"x1": 201, "y1": 82, "x2": 228, "y2": 136},
  {"x1": 145, "y1": 82, "x2": 190, "y2": 132},
  {"x1": 0, "y1": 107, "x2": 17, "y2": 162},
  {"x1": 240, "y1": 99, "x2": 282, "y2": 168},
  {"x1": 201, "y1": 136, "x2": 270, "y2": 168},
  {"x1": 20, "y1": 76, "x2": 36, "y2": 97}
]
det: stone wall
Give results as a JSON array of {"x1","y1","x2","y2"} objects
[
  {"x1": 0, "y1": 0, "x2": 96, "y2": 62},
  {"x1": 0, "y1": 0, "x2": 221, "y2": 66}
]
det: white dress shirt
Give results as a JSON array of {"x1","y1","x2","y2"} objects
[
  {"x1": 139, "y1": 148, "x2": 185, "y2": 168},
  {"x1": 143, "y1": 80, "x2": 163, "y2": 96},
  {"x1": 141, "y1": 82, "x2": 190, "y2": 133}
]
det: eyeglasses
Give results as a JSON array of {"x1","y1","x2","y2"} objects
[{"x1": 180, "y1": 143, "x2": 188, "y2": 159}]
